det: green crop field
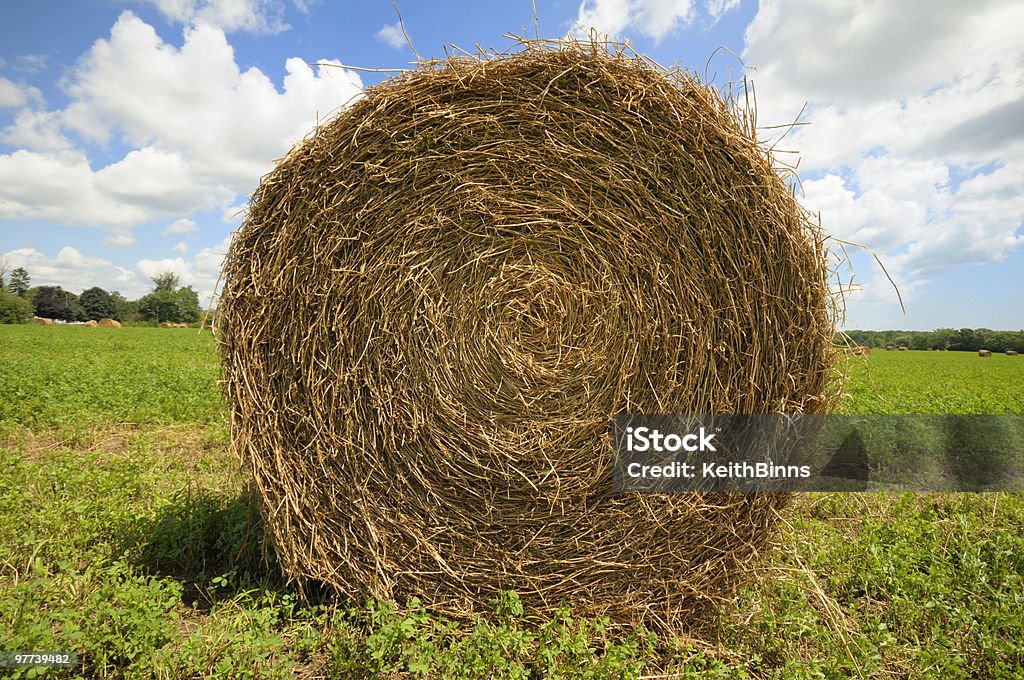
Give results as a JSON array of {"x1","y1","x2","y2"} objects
[{"x1": 1, "y1": 324, "x2": 1022, "y2": 677}]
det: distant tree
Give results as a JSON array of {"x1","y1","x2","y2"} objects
[
  {"x1": 32, "y1": 286, "x2": 75, "y2": 321},
  {"x1": 0, "y1": 290, "x2": 32, "y2": 323},
  {"x1": 8, "y1": 267, "x2": 29, "y2": 297},
  {"x1": 152, "y1": 271, "x2": 180, "y2": 292},
  {"x1": 79, "y1": 286, "x2": 118, "y2": 320},
  {"x1": 137, "y1": 285, "x2": 201, "y2": 323},
  {"x1": 932, "y1": 328, "x2": 957, "y2": 351},
  {"x1": 111, "y1": 291, "x2": 139, "y2": 323}
]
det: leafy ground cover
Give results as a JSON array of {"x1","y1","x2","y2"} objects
[{"x1": 0, "y1": 326, "x2": 1021, "y2": 677}]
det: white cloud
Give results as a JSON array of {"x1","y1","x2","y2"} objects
[
  {"x1": 105, "y1": 229, "x2": 137, "y2": 247},
  {"x1": 172, "y1": 241, "x2": 188, "y2": 253},
  {"x1": 137, "y1": 234, "x2": 231, "y2": 303},
  {"x1": 1, "y1": 109, "x2": 74, "y2": 152},
  {"x1": 0, "y1": 11, "x2": 363, "y2": 242},
  {"x1": 705, "y1": 0, "x2": 739, "y2": 21},
  {"x1": 742, "y1": 0, "x2": 1024, "y2": 317},
  {"x1": 0, "y1": 150, "x2": 152, "y2": 228},
  {"x1": 137, "y1": 256, "x2": 190, "y2": 279},
  {"x1": 140, "y1": 0, "x2": 289, "y2": 34},
  {"x1": 162, "y1": 217, "x2": 199, "y2": 235},
  {"x1": 375, "y1": 22, "x2": 406, "y2": 50},
  {"x1": 2, "y1": 246, "x2": 142, "y2": 296},
  {"x1": 220, "y1": 202, "x2": 247, "y2": 224},
  {"x1": 571, "y1": 0, "x2": 708, "y2": 41},
  {"x1": 574, "y1": 0, "x2": 633, "y2": 38},
  {"x1": 0, "y1": 78, "x2": 42, "y2": 108}
]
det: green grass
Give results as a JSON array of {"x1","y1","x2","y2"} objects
[
  {"x1": 842, "y1": 349, "x2": 1024, "y2": 414},
  {"x1": 0, "y1": 326, "x2": 1022, "y2": 677},
  {"x1": 0, "y1": 325, "x2": 222, "y2": 430}
]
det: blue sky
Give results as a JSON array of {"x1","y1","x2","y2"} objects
[{"x1": 1, "y1": 0, "x2": 1021, "y2": 330}]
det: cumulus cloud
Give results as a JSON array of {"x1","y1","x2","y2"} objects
[
  {"x1": 705, "y1": 0, "x2": 739, "y2": 21},
  {"x1": 162, "y1": 218, "x2": 199, "y2": 235},
  {"x1": 742, "y1": 0, "x2": 1024, "y2": 314},
  {"x1": 571, "y1": 0, "x2": 734, "y2": 41},
  {"x1": 0, "y1": 78, "x2": 43, "y2": 108},
  {"x1": 0, "y1": 11, "x2": 363, "y2": 244},
  {"x1": 139, "y1": 0, "x2": 289, "y2": 34},
  {"x1": 137, "y1": 235, "x2": 231, "y2": 302},
  {"x1": 0, "y1": 150, "x2": 152, "y2": 226},
  {"x1": 2, "y1": 246, "x2": 143, "y2": 296},
  {"x1": 375, "y1": 22, "x2": 406, "y2": 50},
  {"x1": 172, "y1": 241, "x2": 188, "y2": 253}
]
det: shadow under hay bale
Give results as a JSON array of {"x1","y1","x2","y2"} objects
[
  {"x1": 134, "y1": 487, "x2": 299, "y2": 606},
  {"x1": 220, "y1": 39, "x2": 839, "y2": 633}
]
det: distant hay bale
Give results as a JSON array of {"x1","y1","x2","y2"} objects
[
  {"x1": 33, "y1": 317, "x2": 53, "y2": 326},
  {"x1": 886, "y1": 345, "x2": 896, "y2": 351},
  {"x1": 220, "y1": 40, "x2": 839, "y2": 632},
  {"x1": 83, "y1": 320, "x2": 98, "y2": 327},
  {"x1": 160, "y1": 322, "x2": 173, "y2": 328},
  {"x1": 97, "y1": 318, "x2": 121, "y2": 328},
  {"x1": 979, "y1": 349, "x2": 992, "y2": 357},
  {"x1": 898, "y1": 346, "x2": 909, "y2": 351},
  {"x1": 1005, "y1": 350, "x2": 1017, "y2": 356}
]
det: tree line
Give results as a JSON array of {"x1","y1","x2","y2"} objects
[
  {"x1": 844, "y1": 328, "x2": 1023, "y2": 353},
  {"x1": 0, "y1": 266, "x2": 202, "y2": 325}
]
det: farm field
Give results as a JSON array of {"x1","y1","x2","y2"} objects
[{"x1": 0, "y1": 324, "x2": 1022, "y2": 677}]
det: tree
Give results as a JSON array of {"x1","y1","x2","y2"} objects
[
  {"x1": 137, "y1": 284, "x2": 201, "y2": 323},
  {"x1": 0, "y1": 290, "x2": 32, "y2": 323},
  {"x1": 7, "y1": 267, "x2": 29, "y2": 297},
  {"x1": 32, "y1": 286, "x2": 75, "y2": 321},
  {"x1": 111, "y1": 291, "x2": 138, "y2": 323},
  {"x1": 152, "y1": 271, "x2": 180, "y2": 292},
  {"x1": 79, "y1": 286, "x2": 118, "y2": 320}
]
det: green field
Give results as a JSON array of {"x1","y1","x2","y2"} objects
[{"x1": 1, "y1": 325, "x2": 1022, "y2": 677}]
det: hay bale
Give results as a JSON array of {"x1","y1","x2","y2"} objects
[
  {"x1": 97, "y1": 318, "x2": 121, "y2": 328},
  {"x1": 220, "y1": 41, "x2": 838, "y2": 632},
  {"x1": 898, "y1": 346, "x2": 909, "y2": 351},
  {"x1": 33, "y1": 317, "x2": 54, "y2": 326},
  {"x1": 83, "y1": 320, "x2": 98, "y2": 327},
  {"x1": 1007, "y1": 350, "x2": 1018, "y2": 356},
  {"x1": 979, "y1": 349, "x2": 992, "y2": 357},
  {"x1": 160, "y1": 322, "x2": 173, "y2": 328},
  {"x1": 886, "y1": 345, "x2": 896, "y2": 351}
]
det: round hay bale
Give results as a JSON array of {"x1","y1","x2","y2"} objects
[
  {"x1": 160, "y1": 322, "x2": 173, "y2": 328},
  {"x1": 97, "y1": 318, "x2": 121, "y2": 328},
  {"x1": 979, "y1": 349, "x2": 992, "y2": 357},
  {"x1": 220, "y1": 42, "x2": 838, "y2": 631},
  {"x1": 1007, "y1": 350, "x2": 1018, "y2": 356},
  {"x1": 83, "y1": 320, "x2": 98, "y2": 327},
  {"x1": 33, "y1": 317, "x2": 54, "y2": 326}
]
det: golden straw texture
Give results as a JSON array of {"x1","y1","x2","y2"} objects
[{"x1": 220, "y1": 40, "x2": 838, "y2": 633}]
